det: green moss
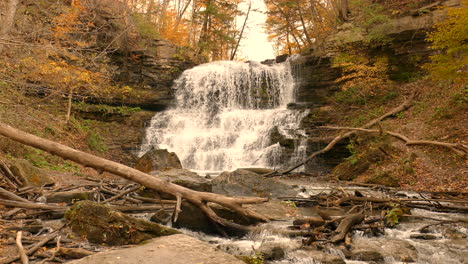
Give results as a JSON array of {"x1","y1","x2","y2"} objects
[
  {"x1": 88, "y1": 131, "x2": 108, "y2": 153},
  {"x1": 238, "y1": 253, "x2": 264, "y2": 264},
  {"x1": 65, "y1": 201, "x2": 179, "y2": 245},
  {"x1": 132, "y1": 14, "x2": 160, "y2": 39},
  {"x1": 332, "y1": 135, "x2": 395, "y2": 181},
  {"x1": 73, "y1": 102, "x2": 141, "y2": 116}
]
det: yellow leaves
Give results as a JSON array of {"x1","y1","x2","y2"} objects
[
  {"x1": 424, "y1": 2, "x2": 468, "y2": 81},
  {"x1": 333, "y1": 53, "x2": 390, "y2": 92},
  {"x1": 52, "y1": 0, "x2": 90, "y2": 43}
]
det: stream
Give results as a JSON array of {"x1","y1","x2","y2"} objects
[{"x1": 172, "y1": 178, "x2": 467, "y2": 264}]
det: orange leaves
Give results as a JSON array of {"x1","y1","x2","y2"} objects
[
  {"x1": 265, "y1": 0, "x2": 338, "y2": 54},
  {"x1": 52, "y1": 0, "x2": 90, "y2": 47},
  {"x1": 18, "y1": 53, "x2": 129, "y2": 100},
  {"x1": 159, "y1": 8, "x2": 190, "y2": 47}
]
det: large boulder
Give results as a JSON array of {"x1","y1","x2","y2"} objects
[
  {"x1": 149, "y1": 168, "x2": 211, "y2": 193},
  {"x1": 212, "y1": 169, "x2": 297, "y2": 198},
  {"x1": 9, "y1": 159, "x2": 54, "y2": 187},
  {"x1": 135, "y1": 148, "x2": 182, "y2": 173},
  {"x1": 140, "y1": 168, "x2": 211, "y2": 200},
  {"x1": 350, "y1": 237, "x2": 418, "y2": 262},
  {"x1": 67, "y1": 234, "x2": 245, "y2": 264},
  {"x1": 217, "y1": 240, "x2": 302, "y2": 261},
  {"x1": 65, "y1": 201, "x2": 178, "y2": 245},
  {"x1": 172, "y1": 202, "x2": 258, "y2": 236}
]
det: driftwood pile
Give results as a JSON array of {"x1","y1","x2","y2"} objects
[
  {"x1": 280, "y1": 187, "x2": 468, "y2": 246},
  {"x1": 0, "y1": 175, "x2": 181, "y2": 264}
]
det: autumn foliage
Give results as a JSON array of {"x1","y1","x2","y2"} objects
[{"x1": 424, "y1": 1, "x2": 468, "y2": 81}]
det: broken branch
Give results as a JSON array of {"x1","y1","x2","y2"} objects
[{"x1": 320, "y1": 126, "x2": 467, "y2": 156}]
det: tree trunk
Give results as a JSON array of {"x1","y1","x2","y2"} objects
[
  {"x1": 230, "y1": 0, "x2": 251, "y2": 60},
  {"x1": 338, "y1": 0, "x2": 348, "y2": 22},
  {"x1": 173, "y1": 0, "x2": 192, "y2": 32},
  {"x1": 65, "y1": 87, "x2": 73, "y2": 123},
  {"x1": 0, "y1": 122, "x2": 268, "y2": 231},
  {"x1": 0, "y1": 0, "x2": 19, "y2": 52}
]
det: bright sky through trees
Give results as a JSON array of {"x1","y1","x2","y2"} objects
[{"x1": 239, "y1": 0, "x2": 275, "y2": 61}]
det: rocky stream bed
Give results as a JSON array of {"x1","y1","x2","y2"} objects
[{"x1": 0, "y1": 160, "x2": 466, "y2": 264}]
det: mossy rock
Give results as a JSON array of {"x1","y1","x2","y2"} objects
[
  {"x1": 65, "y1": 201, "x2": 179, "y2": 245},
  {"x1": 10, "y1": 159, "x2": 54, "y2": 187},
  {"x1": 332, "y1": 147, "x2": 386, "y2": 181},
  {"x1": 366, "y1": 171, "x2": 400, "y2": 187}
]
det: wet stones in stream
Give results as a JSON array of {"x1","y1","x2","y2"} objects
[
  {"x1": 218, "y1": 240, "x2": 302, "y2": 261},
  {"x1": 347, "y1": 237, "x2": 418, "y2": 262},
  {"x1": 65, "y1": 200, "x2": 179, "y2": 245},
  {"x1": 288, "y1": 250, "x2": 346, "y2": 264}
]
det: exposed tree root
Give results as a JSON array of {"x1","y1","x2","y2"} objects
[
  {"x1": 266, "y1": 91, "x2": 416, "y2": 176},
  {"x1": 0, "y1": 122, "x2": 269, "y2": 232},
  {"x1": 15, "y1": 231, "x2": 29, "y2": 264}
]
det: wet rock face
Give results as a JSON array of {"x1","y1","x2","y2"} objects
[
  {"x1": 135, "y1": 148, "x2": 182, "y2": 173},
  {"x1": 211, "y1": 169, "x2": 297, "y2": 198},
  {"x1": 290, "y1": 56, "x2": 342, "y2": 106},
  {"x1": 65, "y1": 201, "x2": 179, "y2": 245},
  {"x1": 110, "y1": 45, "x2": 199, "y2": 111}
]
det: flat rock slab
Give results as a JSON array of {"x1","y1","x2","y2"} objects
[{"x1": 68, "y1": 234, "x2": 245, "y2": 264}]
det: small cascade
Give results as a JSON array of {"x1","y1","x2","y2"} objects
[{"x1": 140, "y1": 59, "x2": 308, "y2": 173}]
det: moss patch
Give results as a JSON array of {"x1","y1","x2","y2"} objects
[
  {"x1": 65, "y1": 201, "x2": 179, "y2": 245},
  {"x1": 366, "y1": 171, "x2": 400, "y2": 187}
]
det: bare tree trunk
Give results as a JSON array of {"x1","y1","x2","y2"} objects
[
  {"x1": 230, "y1": 0, "x2": 251, "y2": 60},
  {"x1": 0, "y1": 122, "x2": 268, "y2": 231},
  {"x1": 0, "y1": 0, "x2": 19, "y2": 52},
  {"x1": 271, "y1": 0, "x2": 304, "y2": 52},
  {"x1": 173, "y1": 0, "x2": 192, "y2": 32},
  {"x1": 65, "y1": 87, "x2": 73, "y2": 123},
  {"x1": 338, "y1": 0, "x2": 348, "y2": 22},
  {"x1": 296, "y1": 5, "x2": 313, "y2": 47}
]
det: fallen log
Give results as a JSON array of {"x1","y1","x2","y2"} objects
[
  {"x1": 0, "y1": 122, "x2": 268, "y2": 231},
  {"x1": 0, "y1": 187, "x2": 31, "y2": 203},
  {"x1": 267, "y1": 90, "x2": 416, "y2": 175},
  {"x1": 320, "y1": 126, "x2": 467, "y2": 156},
  {"x1": 330, "y1": 212, "x2": 364, "y2": 243}
]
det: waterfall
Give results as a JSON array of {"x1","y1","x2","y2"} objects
[{"x1": 140, "y1": 59, "x2": 308, "y2": 173}]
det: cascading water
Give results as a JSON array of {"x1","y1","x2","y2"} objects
[{"x1": 140, "y1": 59, "x2": 308, "y2": 173}]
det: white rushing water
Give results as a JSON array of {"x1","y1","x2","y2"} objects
[{"x1": 140, "y1": 59, "x2": 308, "y2": 173}]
